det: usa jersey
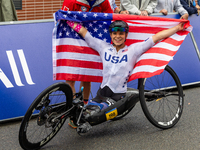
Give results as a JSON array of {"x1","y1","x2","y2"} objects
[{"x1": 84, "y1": 32, "x2": 154, "y2": 93}]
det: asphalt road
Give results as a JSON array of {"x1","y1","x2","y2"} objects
[{"x1": 0, "y1": 85, "x2": 200, "y2": 150}]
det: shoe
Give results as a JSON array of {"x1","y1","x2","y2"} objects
[
  {"x1": 84, "y1": 100, "x2": 88, "y2": 105},
  {"x1": 68, "y1": 119, "x2": 77, "y2": 129},
  {"x1": 100, "y1": 98, "x2": 116, "y2": 110},
  {"x1": 83, "y1": 104, "x2": 101, "y2": 119},
  {"x1": 87, "y1": 98, "x2": 116, "y2": 110},
  {"x1": 87, "y1": 100, "x2": 104, "y2": 109}
]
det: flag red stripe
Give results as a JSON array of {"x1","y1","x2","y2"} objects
[
  {"x1": 134, "y1": 59, "x2": 169, "y2": 67},
  {"x1": 125, "y1": 39, "x2": 144, "y2": 45},
  {"x1": 161, "y1": 38, "x2": 184, "y2": 46},
  {"x1": 176, "y1": 30, "x2": 190, "y2": 36},
  {"x1": 144, "y1": 47, "x2": 177, "y2": 56},
  {"x1": 57, "y1": 59, "x2": 103, "y2": 69},
  {"x1": 55, "y1": 73, "x2": 102, "y2": 82},
  {"x1": 129, "y1": 26, "x2": 190, "y2": 35},
  {"x1": 56, "y1": 45, "x2": 100, "y2": 56},
  {"x1": 129, "y1": 26, "x2": 167, "y2": 34},
  {"x1": 128, "y1": 69, "x2": 164, "y2": 81},
  {"x1": 126, "y1": 38, "x2": 183, "y2": 47}
]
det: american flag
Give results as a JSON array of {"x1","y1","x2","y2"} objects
[{"x1": 53, "y1": 10, "x2": 192, "y2": 82}]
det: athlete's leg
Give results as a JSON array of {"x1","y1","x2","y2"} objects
[{"x1": 80, "y1": 81, "x2": 91, "y2": 104}]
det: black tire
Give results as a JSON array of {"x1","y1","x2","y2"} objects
[
  {"x1": 19, "y1": 82, "x2": 73, "y2": 150},
  {"x1": 139, "y1": 65, "x2": 184, "y2": 129}
]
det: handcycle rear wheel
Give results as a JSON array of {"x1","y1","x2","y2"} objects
[
  {"x1": 19, "y1": 82, "x2": 73, "y2": 150},
  {"x1": 139, "y1": 65, "x2": 184, "y2": 129}
]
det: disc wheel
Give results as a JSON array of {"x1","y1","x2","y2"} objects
[
  {"x1": 19, "y1": 82, "x2": 73, "y2": 150},
  {"x1": 139, "y1": 65, "x2": 184, "y2": 129}
]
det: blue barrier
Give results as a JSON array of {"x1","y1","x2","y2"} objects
[{"x1": 0, "y1": 14, "x2": 199, "y2": 121}]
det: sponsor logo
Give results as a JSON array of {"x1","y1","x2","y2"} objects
[
  {"x1": 158, "y1": 102, "x2": 182, "y2": 126},
  {"x1": 63, "y1": 6, "x2": 69, "y2": 11},
  {"x1": 122, "y1": 49, "x2": 128, "y2": 53},
  {"x1": 0, "y1": 49, "x2": 35, "y2": 88},
  {"x1": 104, "y1": 52, "x2": 127, "y2": 63},
  {"x1": 106, "y1": 99, "x2": 114, "y2": 106},
  {"x1": 108, "y1": 48, "x2": 113, "y2": 52},
  {"x1": 145, "y1": 38, "x2": 149, "y2": 42},
  {"x1": 106, "y1": 108, "x2": 118, "y2": 120},
  {"x1": 81, "y1": 6, "x2": 87, "y2": 12},
  {"x1": 40, "y1": 119, "x2": 65, "y2": 146}
]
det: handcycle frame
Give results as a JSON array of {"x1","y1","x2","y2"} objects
[{"x1": 18, "y1": 65, "x2": 184, "y2": 150}]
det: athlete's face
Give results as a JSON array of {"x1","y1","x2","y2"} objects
[{"x1": 110, "y1": 31, "x2": 127, "y2": 50}]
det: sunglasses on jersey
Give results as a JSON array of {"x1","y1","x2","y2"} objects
[{"x1": 111, "y1": 27, "x2": 126, "y2": 32}]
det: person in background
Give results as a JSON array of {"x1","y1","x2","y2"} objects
[
  {"x1": 120, "y1": 0, "x2": 157, "y2": 16},
  {"x1": 195, "y1": 0, "x2": 200, "y2": 10},
  {"x1": 109, "y1": 0, "x2": 129, "y2": 14},
  {"x1": 180, "y1": 0, "x2": 198, "y2": 15},
  {"x1": 61, "y1": 0, "x2": 113, "y2": 104},
  {"x1": 61, "y1": 0, "x2": 113, "y2": 129},
  {"x1": 154, "y1": 0, "x2": 189, "y2": 20},
  {"x1": 0, "y1": 0, "x2": 18, "y2": 21}
]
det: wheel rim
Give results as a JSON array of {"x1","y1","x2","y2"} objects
[
  {"x1": 20, "y1": 84, "x2": 72, "y2": 149},
  {"x1": 140, "y1": 66, "x2": 184, "y2": 129}
]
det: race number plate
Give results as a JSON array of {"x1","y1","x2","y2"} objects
[{"x1": 105, "y1": 108, "x2": 118, "y2": 120}]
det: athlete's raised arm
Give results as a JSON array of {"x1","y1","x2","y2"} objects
[
  {"x1": 67, "y1": 21, "x2": 88, "y2": 38},
  {"x1": 152, "y1": 22, "x2": 186, "y2": 43}
]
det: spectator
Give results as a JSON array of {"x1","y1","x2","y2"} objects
[
  {"x1": 154, "y1": 0, "x2": 189, "y2": 20},
  {"x1": 61, "y1": 0, "x2": 113, "y2": 103},
  {"x1": 195, "y1": 0, "x2": 200, "y2": 9},
  {"x1": 180, "y1": 0, "x2": 198, "y2": 15},
  {"x1": 120, "y1": 0, "x2": 157, "y2": 16},
  {"x1": 0, "y1": 0, "x2": 18, "y2": 21},
  {"x1": 109, "y1": 0, "x2": 129, "y2": 14},
  {"x1": 61, "y1": 0, "x2": 113, "y2": 129},
  {"x1": 197, "y1": 0, "x2": 200, "y2": 5},
  {"x1": 62, "y1": 0, "x2": 113, "y2": 13}
]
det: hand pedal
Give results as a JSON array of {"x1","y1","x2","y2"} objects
[{"x1": 76, "y1": 122, "x2": 92, "y2": 134}]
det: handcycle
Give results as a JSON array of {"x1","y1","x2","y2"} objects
[{"x1": 18, "y1": 65, "x2": 184, "y2": 150}]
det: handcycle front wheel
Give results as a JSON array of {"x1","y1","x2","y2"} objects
[
  {"x1": 19, "y1": 82, "x2": 73, "y2": 150},
  {"x1": 139, "y1": 65, "x2": 184, "y2": 129}
]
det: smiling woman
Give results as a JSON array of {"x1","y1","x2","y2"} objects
[
  {"x1": 65, "y1": 19, "x2": 186, "y2": 112},
  {"x1": 109, "y1": 21, "x2": 129, "y2": 51},
  {"x1": 110, "y1": 31, "x2": 127, "y2": 51}
]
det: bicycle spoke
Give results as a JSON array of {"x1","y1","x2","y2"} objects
[
  {"x1": 139, "y1": 65, "x2": 184, "y2": 129},
  {"x1": 19, "y1": 82, "x2": 73, "y2": 150}
]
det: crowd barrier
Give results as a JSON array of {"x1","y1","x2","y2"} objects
[{"x1": 0, "y1": 13, "x2": 199, "y2": 121}]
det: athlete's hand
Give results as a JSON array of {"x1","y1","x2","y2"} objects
[{"x1": 177, "y1": 22, "x2": 187, "y2": 31}]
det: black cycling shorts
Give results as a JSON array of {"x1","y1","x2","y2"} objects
[{"x1": 93, "y1": 86, "x2": 126, "y2": 102}]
